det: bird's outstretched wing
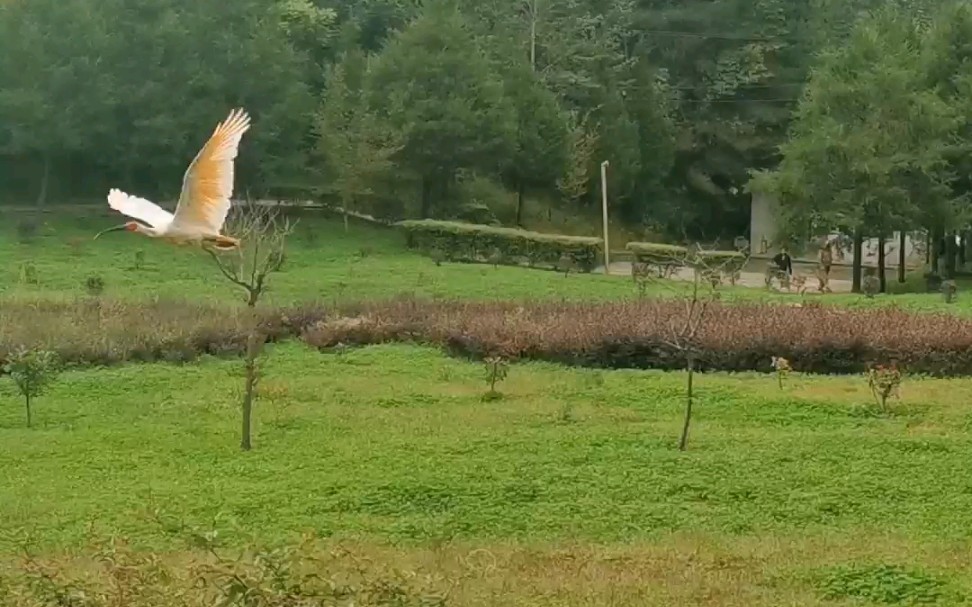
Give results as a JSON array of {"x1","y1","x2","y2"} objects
[
  {"x1": 107, "y1": 188, "x2": 174, "y2": 228},
  {"x1": 171, "y1": 108, "x2": 251, "y2": 234}
]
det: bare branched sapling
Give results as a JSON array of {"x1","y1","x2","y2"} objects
[
  {"x1": 649, "y1": 245, "x2": 751, "y2": 450},
  {"x1": 206, "y1": 203, "x2": 295, "y2": 451},
  {"x1": 206, "y1": 203, "x2": 296, "y2": 308}
]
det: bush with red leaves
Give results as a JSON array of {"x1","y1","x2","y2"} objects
[{"x1": 301, "y1": 299, "x2": 972, "y2": 376}]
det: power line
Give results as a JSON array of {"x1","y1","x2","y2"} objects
[
  {"x1": 669, "y1": 82, "x2": 806, "y2": 91},
  {"x1": 677, "y1": 97, "x2": 800, "y2": 104},
  {"x1": 637, "y1": 28, "x2": 794, "y2": 42}
]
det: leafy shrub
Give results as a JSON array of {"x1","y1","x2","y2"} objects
[
  {"x1": 817, "y1": 563, "x2": 951, "y2": 604},
  {"x1": 625, "y1": 242, "x2": 687, "y2": 277},
  {"x1": 626, "y1": 243, "x2": 745, "y2": 283},
  {"x1": 18, "y1": 262, "x2": 37, "y2": 284},
  {"x1": 16, "y1": 219, "x2": 38, "y2": 243},
  {"x1": 483, "y1": 355, "x2": 509, "y2": 401},
  {"x1": 397, "y1": 219, "x2": 601, "y2": 272},
  {"x1": 85, "y1": 275, "x2": 105, "y2": 296},
  {"x1": 942, "y1": 279, "x2": 957, "y2": 303},
  {"x1": 3, "y1": 347, "x2": 60, "y2": 427}
]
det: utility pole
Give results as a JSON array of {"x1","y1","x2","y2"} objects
[{"x1": 601, "y1": 160, "x2": 610, "y2": 270}]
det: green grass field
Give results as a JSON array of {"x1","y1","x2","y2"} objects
[{"x1": 3, "y1": 208, "x2": 972, "y2": 606}]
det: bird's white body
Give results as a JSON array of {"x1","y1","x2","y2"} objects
[{"x1": 100, "y1": 108, "x2": 252, "y2": 249}]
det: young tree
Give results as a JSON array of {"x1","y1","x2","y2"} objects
[
  {"x1": 315, "y1": 50, "x2": 402, "y2": 229},
  {"x1": 364, "y1": 0, "x2": 516, "y2": 218},
  {"x1": 638, "y1": 248, "x2": 747, "y2": 450},
  {"x1": 207, "y1": 204, "x2": 294, "y2": 451},
  {"x1": 4, "y1": 348, "x2": 60, "y2": 428}
]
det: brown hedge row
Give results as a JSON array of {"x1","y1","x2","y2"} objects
[
  {"x1": 302, "y1": 299, "x2": 972, "y2": 376},
  {"x1": 0, "y1": 298, "x2": 321, "y2": 371},
  {"x1": 4, "y1": 297, "x2": 972, "y2": 376}
]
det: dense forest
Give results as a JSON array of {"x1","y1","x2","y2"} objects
[{"x1": 1, "y1": 0, "x2": 970, "y2": 242}]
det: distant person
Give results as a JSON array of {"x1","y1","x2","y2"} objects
[
  {"x1": 771, "y1": 246, "x2": 793, "y2": 290},
  {"x1": 817, "y1": 239, "x2": 835, "y2": 293},
  {"x1": 772, "y1": 246, "x2": 793, "y2": 277}
]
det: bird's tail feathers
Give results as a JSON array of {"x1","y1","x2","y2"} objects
[{"x1": 210, "y1": 235, "x2": 240, "y2": 250}]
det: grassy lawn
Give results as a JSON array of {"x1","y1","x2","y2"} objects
[
  {"x1": 4, "y1": 208, "x2": 972, "y2": 605},
  {"x1": 3, "y1": 206, "x2": 970, "y2": 313},
  {"x1": 3, "y1": 342, "x2": 972, "y2": 604}
]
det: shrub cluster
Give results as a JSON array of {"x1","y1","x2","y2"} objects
[
  {"x1": 301, "y1": 299, "x2": 972, "y2": 376},
  {"x1": 626, "y1": 242, "x2": 746, "y2": 281},
  {"x1": 0, "y1": 298, "x2": 320, "y2": 371},
  {"x1": 397, "y1": 219, "x2": 601, "y2": 272},
  {"x1": 6, "y1": 296, "x2": 972, "y2": 376}
]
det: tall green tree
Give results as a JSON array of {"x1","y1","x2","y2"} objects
[
  {"x1": 365, "y1": 0, "x2": 516, "y2": 218},
  {"x1": 500, "y1": 61, "x2": 569, "y2": 225},
  {"x1": 0, "y1": 0, "x2": 120, "y2": 207},
  {"x1": 756, "y1": 7, "x2": 959, "y2": 290},
  {"x1": 315, "y1": 50, "x2": 402, "y2": 226}
]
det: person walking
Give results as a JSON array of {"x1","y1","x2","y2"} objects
[{"x1": 772, "y1": 246, "x2": 793, "y2": 289}]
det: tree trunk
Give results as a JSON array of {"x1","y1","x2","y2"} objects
[
  {"x1": 529, "y1": 0, "x2": 537, "y2": 70},
  {"x1": 931, "y1": 225, "x2": 943, "y2": 274},
  {"x1": 241, "y1": 361, "x2": 255, "y2": 451},
  {"x1": 35, "y1": 153, "x2": 51, "y2": 211},
  {"x1": 25, "y1": 393, "x2": 31, "y2": 428},
  {"x1": 678, "y1": 356, "x2": 694, "y2": 451},
  {"x1": 945, "y1": 231, "x2": 957, "y2": 279},
  {"x1": 420, "y1": 176, "x2": 433, "y2": 219},
  {"x1": 851, "y1": 229, "x2": 863, "y2": 293},
  {"x1": 897, "y1": 231, "x2": 906, "y2": 283},
  {"x1": 515, "y1": 180, "x2": 526, "y2": 227},
  {"x1": 877, "y1": 233, "x2": 886, "y2": 293}
]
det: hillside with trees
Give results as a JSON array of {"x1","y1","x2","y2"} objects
[{"x1": 2, "y1": 0, "x2": 971, "y2": 244}]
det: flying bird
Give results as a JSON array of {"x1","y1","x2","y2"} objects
[{"x1": 95, "y1": 108, "x2": 251, "y2": 250}]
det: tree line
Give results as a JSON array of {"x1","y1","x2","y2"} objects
[
  {"x1": 0, "y1": 0, "x2": 967, "y2": 241},
  {"x1": 754, "y1": 2, "x2": 972, "y2": 288}
]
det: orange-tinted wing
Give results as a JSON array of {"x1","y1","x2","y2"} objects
[{"x1": 171, "y1": 108, "x2": 251, "y2": 234}]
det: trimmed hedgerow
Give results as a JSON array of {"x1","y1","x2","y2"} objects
[
  {"x1": 301, "y1": 299, "x2": 972, "y2": 377},
  {"x1": 0, "y1": 298, "x2": 317, "y2": 372},
  {"x1": 6, "y1": 297, "x2": 972, "y2": 376},
  {"x1": 396, "y1": 219, "x2": 601, "y2": 272}
]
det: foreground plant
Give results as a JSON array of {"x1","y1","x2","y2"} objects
[
  {"x1": 3, "y1": 347, "x2": 60, "y2": 427},
  {"x1": 867, "y1": 362, "x2": 901, "y2": 412},
  {"x1": 771, "y1": 355, "x2": 792, "y2": 389},
  {"x1": 207, "y1": 202, "x2": 294, "y2": 451},
  {"x1": 483, "y1": 356, "x2": 509, "y2": 401},
  {"x1": 7, "y1": 532, "x2": 448, "y2": 607}
]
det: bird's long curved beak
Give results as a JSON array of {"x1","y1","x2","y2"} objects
[{"x1": 93, "y1": 224, "x2": 129, "y2": 240}]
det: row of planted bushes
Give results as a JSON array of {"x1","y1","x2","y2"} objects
[
  {"x1": 394, "y1": 220, "x2": 751, "y2": 282},
  {"x1": 626, "y1": 242, "x2": 747, "y2": 281},
  {"x1": 396, "y1": 219, "x2": 602, "y2": 272},
  {"x1": 4, "y1": 296, "x2": 972, "y2": 376}
]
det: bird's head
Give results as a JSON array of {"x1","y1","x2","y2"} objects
[{"x1": 94, "y1": 221, "x2": 146, "y2": 240}]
